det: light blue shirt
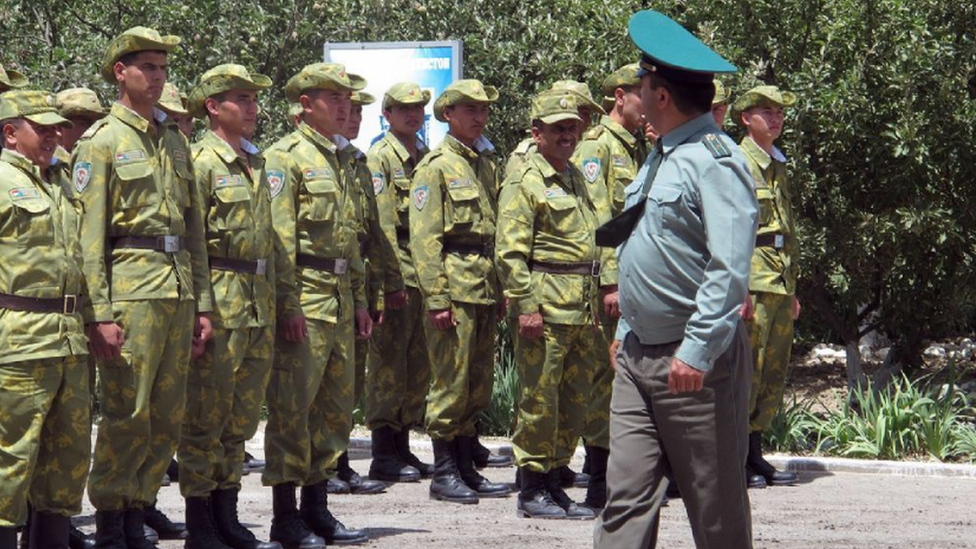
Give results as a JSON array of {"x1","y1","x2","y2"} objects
[{"x1": 615, "y1": 113, "x2": 758, "y2": 372}]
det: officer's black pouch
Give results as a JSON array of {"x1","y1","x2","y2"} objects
[{"x1": 596, "y1": 202, "x2": 647, "y2": 248}]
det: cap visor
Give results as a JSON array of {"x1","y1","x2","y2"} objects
[
  {"x1": 25, "y1": 112, "x2": 73, "y2": 128},
  {"x1": 539, "y1": 113, "x2": 583, "y2": 125}
]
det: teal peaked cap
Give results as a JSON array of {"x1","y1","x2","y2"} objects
[{"x1": 629, "y1": 10, "x2": 737, "y2": 83}]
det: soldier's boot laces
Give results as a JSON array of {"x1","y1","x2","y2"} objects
[
  {"x1": 184, "y1": 497, "x2": 232, "y2": 549},
  {"x1": 369, "y1": 427, "x2": 421, "y2": 482},
  {"x1": 546, "y1": 469, "x2": 595, "y2": 520},
  {"x1": 269, "y1": 484, "x2": 324, "y2": 549},
  {"x1": 145, "y1": 504, "x2": 188, "y2": 540},
  {"x1": 516, "y1": 469, "x2": 567, "y2": 519},
  {"x1": 471, "y1": 434, "x2": 513, "y2": 468},
  {"x1": 28, "y1": 511, "x2": 70, "y2": 549},
  {"x1": 122, "y1": 508, "x2": 158, "y2": 549},
  {"x1": 582, "y1": 446, "x2": 609, "y2": 510},
  {"x1": 336, "y1": 451, "x2": 386, "y2": 495},
  {"x1": 394, "y1": 428, "x2": 435, "y2": 478},
  {"x1": 299, "y1": 482, "x2": 368, "y2": 546},
  {"x1": 92, "y1": 511, "x2": 126, "y2": 549},
  {"x1": 428, "y1": 439, "x2": 479, "y2": 505},
  {"x1": 748, "y1": 432, "x2": 797, "y2": 486},
  {"x1": 457, "y1": 436, "x2": 511, "y2": 498},
  {"x1": 211, "y1": 489, "x2": 281, "y2": 549}
]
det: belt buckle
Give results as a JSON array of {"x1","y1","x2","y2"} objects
[
  {"x1": 159, "y1": 235, "x2": 181, "y2": 253},
  {"x1": 774, "y1": 235, "x2": 784, "y2": 249},
  {"x1": 255, "y1": 259, "x2": 268, "y2": 276},
  {"x1": 591, "y1": 261, "x2": 602, "y2": 277},
  {"x1": 63, "y1": 295, "x2": 77, "y2": 314},
  {"x1": 334, "y1": 258, "x2": 349, "y2": 275}
]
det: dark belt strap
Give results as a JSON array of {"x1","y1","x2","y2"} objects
[
  {"x1": 210, "y1": 257, "x2": 268, "y2": 275},
  {"x1": 395, "y1": 226, "x2": 409, "y2": 241},
  {"x1": 442, "y1": 240, "x2": 493, "y2": 257},
  {"x1": 530, "y1": 260, "x2": 602, "y2": 277},
  {"x1": 112, "y1": 235, "x2": 185, "y2": 253},
  {"x1": 755, "y1": 234, "x2": 785, "y2": 249},
  {"x1": 296, "y1": 254, "x2": 350, "y2": 274},
  {"x1": 0, "y1": 293, "x2": 82, "y2": 314}
]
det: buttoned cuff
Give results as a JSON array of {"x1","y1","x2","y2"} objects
[
  {"x1": 426, "y1": 295, "x2": 452, "y2": 312},
  {"x1": 674, "y1": 340, "x2": 714, "y2": 373}
]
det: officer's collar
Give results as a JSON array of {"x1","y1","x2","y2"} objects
[
  {"x1": 386, "y1": 132, "x2": 428, "y2": 163},
  {"x1": 2, "y1": 148, "x2": 47, "y2": 182},
  {"x1": 111, "y1": 102, "x2": 171, "y2": 133},
  {"x1": 601, "y1": 115, "x2": 638, "y2": 150},
  {"x1": 203, "y1": 130, "x2": 262, "y2": 164},
  {"x1": 473, "y1": 135, "x2": 495, "y2": 154},
  {"x1": 298, "y1": 121, "x2": 338, "y2": 154}
]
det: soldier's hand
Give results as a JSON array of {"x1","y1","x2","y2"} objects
[
  {"x1": 371, "y1": 309, "x2": 385, "y2": 325},
  {"x1": 281, "y1": 314, "x2": 308, "y2": 344},
  {"x1": 355, "y1": 307, "x2": 373, "y2": 340},
  {"x1": 609, "y1": 339, "x2": 622, "y2": 371},
  {"x1": 739, "y1": 295, "x2": 755, "y2": 321},
  {"x1": 518, "y1": 312, "x2": 544, "y2": 340},
  {"x1": 88, "y1": 322, "x2": 125, "y2": 361},
  {"x1": 428, "y1": 308, "x2": 456, "y2": 331},
  {"x1": 668, "y1": 357, "x2": 704, "y2": 394},
  {"x1": 792, "y1": 296, "x2": 801, "y2": 320},
  {"x1": 385, "y1": 290, "x2": 408, "y2": 311},
  {"x1": 192, "y1": 314, "x2": 213, "y2": 360},
  {"x1": 601, "y1": 286, "x2": 621, "y2": 318}
]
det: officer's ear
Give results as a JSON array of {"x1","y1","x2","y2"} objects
[{"x1": 1, "y1": 119, "x2": 22, "y2": 149}]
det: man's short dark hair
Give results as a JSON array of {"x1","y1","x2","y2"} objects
[
  {"x1": 648, "y1": 74, "x2": 714, "y2": 116},
  {"x1": 118, "y1": 50, "x2": 167, "y2": 66}
]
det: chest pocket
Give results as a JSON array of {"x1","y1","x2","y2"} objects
[
  {"x1": 755, "y1": 185, "x2": 775, "y2": 227},
  {"x1": 545, "y1": 195, "x2": 581, "y2": 235},
  {"x1": 393, "y1": 176, "x2": 412, "y2": 225},
  {"x1": 647, "y1": 184, "x2": 683, "y2": 237},
  {"x1": 302, "y1": 174, "x2": 338, "y2": 223},
  {"x1": 172, "y1": 158, "x2": 193, "y2": 208},
  {"x1": 445, "y1": 182, "x2": 481, "y2": 226},
  {"x1": 211, "y1": 183, "x2": 252, "y2": 231},
  {"x1": 10, "y1": 197, "x2": 54, "y2": 248},
  {"x1": 115, "y1": 159, "x2": 158, "y2": 209}
]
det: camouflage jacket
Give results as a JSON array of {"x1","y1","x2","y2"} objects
[
  {"x1": 0, "y1": 150, "x2": 92, "y2": 364},
  {"x1": 191, "y1": 130, "x2": 277, "y2": 329},
  {"x1": 72, "y1": 103, "x2": 211, "y2": 322},
  {"x1": 266, "y1": 122, "x2": 366, "y2": 323},
  {"x1": 573, "y1": 115, "x2": 643, "y2": 217},
  {"x1": 409, "y1": 134, "x2": 500, "y2": 310},
  {"x1": 503, "y1": 136, "x2": 535, "y2": 181},
  {"x1": 496, "y1": 150, "x2": 601, "y2": 326}
]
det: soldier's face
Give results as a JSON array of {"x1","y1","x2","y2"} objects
[
  {"x1": 742, "y1": 105, "x2": 785, "y2": 141},
  {"x1": 619, "y1": 87, "x2": 644, "y2": 133},
  {"x1": 344, "y1": 104, "x2": 363, "y2": 140},
  {"x1": 302, "y1": 88, "x2": 351, "y2": 137},
  {"x1": 211, "y1": 89, "x2": 259, "y2": 138},
  {"x1": 445, "y1": 102, "x2": 489, "y2": 145},
  {"x1": 118, "y1": 51, "x2": 168, "y2": 106},
  {"x1": 532, "y1": 119, "x2": 580, "y2": 165},
  {"x1": 61, "y1": 116, "x2": 96, "y2": 152},
  {"x1": 5, "y1": 120, "x2": 62, "y2": 168},
  {"x1": 712, "y1": 102, "x2": 729, "y2": 127},
  {"x1": 386, "y1": 104, "x2": 425, "y2": 136}
]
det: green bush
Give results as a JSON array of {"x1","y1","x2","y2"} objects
[{"x1": 479, "y1": 319, "x2": 520, "y2": 437}]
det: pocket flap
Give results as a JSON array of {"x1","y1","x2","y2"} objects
[
  {"x1": 546, "y1": 195, "x2": 577, "y2": 211},
  {"x1": 10, "y1": 197, "x2": 50, "y2": 214},
  {"x1": 116, "y1": 160, "x2": 153, "y2": 181},
  {"x1": 304, "y1": 176, "x2": 337, "y2": 194},
  {"x1": 214, "y1": 185, "x2": 250, "y2": 204},
  {"x1": 446, "y1": 184, "x2": 479, "y2": 202},
  {"x1": 650, "y1": 185, "x2": 682, "y2": 205}
]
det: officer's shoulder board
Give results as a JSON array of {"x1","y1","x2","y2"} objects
[{"x1": 701, "y1": 133, "x2": 732, "y2": 159}]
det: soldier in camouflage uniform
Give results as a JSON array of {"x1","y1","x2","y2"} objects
[
  {"x1": 732, "y1": 85, "x2": 801, "y2": 489},
  {"x1": 329, "y1": 87, "x2": 395, "y2": 495},
  {"x1": 0, "y1": 65, "x2": 28, "y2": 94},
  {"x1": 57, "y1": 88, "x2": 107, "y2": 158},
  {"x1": 0, "y1": 90, "x2": 92, "y2": 549},
  {"x1": 72, "y1": 27, "x2": 214, "y2": 549},
  {"x1": 496, "y1": 90, "x2": 606, "y2": 520},
  {"x1": 174, "y1": 64, "x2": 282, "y2": 549},
  {"x1": 262, "y1": 62, "x2": 373, "y2": 547},
  {"x1": 158, "y1": 83, "x2": 194, "y2": 138},
  {"x1": 365, "y1": 82, "x2": 435, "y2": 483},
  {"x1": 711, "y1": 80, "x2": 731, "y2": 128},
  {"x1": 410, "y1": 79, "x2": 512, "y2": 504}
]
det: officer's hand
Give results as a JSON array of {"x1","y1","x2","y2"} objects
[
  {"x1": 739, "y1": 295, "x2": 755, "y2": 321},
  {"x1": 191, "y1": 314, "x2": 213, "y2": 360},
  {"x1": 518, "y1": 313, "x2": 544, "y2": 340},
  {"x1": 88, "y1": 322, "x2": 125, "y2": 361},
  {"x1": 609, "y1": 339, "x2": 622, "y2": 371},
  {"x1": 355, "y1": 307, "x2": 374, "y2": 340},
  {"x1": 385, "y1": 290, "x2": 408, "y2": 311},
  {"x1": 668, "y1": 357, "x2": 705, "y2": 394},
  {"x1": 281, "y1": 314, "x2": 308, "y2": 344},
  {"x1": 601, "y1": 286, "x2": 621, "y2": 318},
  {"x1": 793, "y1": 296, "x2": 801, "y2": 320},
  {"x1": 428, "y1": 308, "x2": 456, "y2": 331}
]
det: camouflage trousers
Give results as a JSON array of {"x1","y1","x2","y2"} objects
[
  {"x1": 512, "y1": 322, "x2": 595, "y2": 473},
  {"x1": 88, "y1": 298, "x2": 194, "y2": 511},
  {"x1": 580, "y1": 319, "x2": 617, "y2": 450},
  {"x1": 263, "y1": 310, "x2": 355, "y2": 487},
  {"x1": 424, "y1": 302, "x2": 495, "y2": 440},
  {"x1": 746, "y1": 291, "x2": 794, "y2": 432},
  {"x1": 0, "y1": 355, "x2": 90, "y2": 527},
  {"x1": 366, "y1": 286, "x2": 431, "y2": 432},
  {"x1": 178, "y1": 325, "x2": 274, "y2": 497}
]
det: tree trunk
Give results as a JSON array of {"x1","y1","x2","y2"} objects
[{"x1": 844, "y1": 339, "x2": 867, "y2": 392}]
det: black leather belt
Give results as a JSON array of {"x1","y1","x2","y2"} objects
[
  {"x1": 210, "y1": 257, "x2": 268, "y2": 275},
  {"x1": 0, "y1": 293, "x2": 82, "y2": 314},
  {"x1": 530, "y1": 260, "x2": 601, "y2": 277},
  {"x1": 112, "y1": 235, "x2": 185, "y2": 252},
  {"x1": 755, "y1": 234, "x2": 785, "y2": 249},
  {"x1": 296, "y1": 254, "x2": 349, "y2": 274},
  {"x1": 443, "y1": 240, "x2": 493, "y2": 257}
]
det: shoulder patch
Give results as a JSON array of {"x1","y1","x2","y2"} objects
[
  {"x1": 73, "y1": 162, "x2": 92, "y2": 194},
  {"x1": 702, "y1": 133, "x2": 732, "y2": 159},
  {"x1": 581, "y1": 158, "x2": 602, "y2": 183},
  {"x1": 413, "y1": 184, "x2": 429, "y2": 211},
  {"x1": 372, "y1": 172, "x2": 386, "y2": 195},
  {"x1": 267, "y1": 170, "x2": 285, "y2": 198}
]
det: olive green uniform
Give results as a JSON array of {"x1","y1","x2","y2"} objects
[
  {"x1": 496, "y1": 151, "x2": 602, "y2": 472},
  {"x1": 503, "y1": 137, "x2": 535, "y2": 180},
  {"x1": 262, "y1": 122, "x2": 366, "y2": 487},
  {"x1": 365, "y1": 132, "x2": 431, "y2": 432},
  {"x1": 410, "y1": 134, "x2": 500, "y2": 441},
  {"x1": 177, "y1": 131, "x2": 277, "y2": 497},
  {"x1": 741, "y1": 136, "x2": 799, "y2": 432},
  {"x1": 0, "y1": 150, "x2": 92, "y2": 527},
  {"x1": 74, "y1": 103, "x2": 211, "y2": 511}
]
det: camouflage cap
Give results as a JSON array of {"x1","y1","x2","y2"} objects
[
  {"x1": 285, "y1": 63, "x2": 365, "y2": 103},
  {"x1": 601, "y1": 63, "x2": 641, "y2": 98},
  {"x1": 713, "y1": 79, "x2": 730, "y2": 105},
  {"x1": 100, "y1": 26, "x2": 180, "y2": 83},
  {"x1": 433, "y1": 79, "x2": 498, "y2": 122},
  {"x1": 157, "y1": 83, "x2": 187, "y2": 115},
  {"x1": 187, "y1": 64, "x2": 271, "y2": 119},
  {"x1": 530, "y1": 90, "x2": 582, "y2": 125},
  {"x1": 382, "y1": 82, "x2": 431, "y2": 110},
  {"x1": 550, "y1": 80, "x2": 606, "y2": 116},
  {"x1": 0, "y1": 65, "x2": 29, "y2": 92},
  {"x1": 731, "y1": 85, "x2": 796, "y2": 126},
  {"x1": 57, "y1": 87, "x2": 107, "y2": 120},
  {"x1": 0, "y1": 90, "x2": 73, "y2": 127},
  {"x1": 351, "y1": 90, "x2": 376, "y2": 106}
]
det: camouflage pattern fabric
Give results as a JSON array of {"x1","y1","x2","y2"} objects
[
  {"x1": 573, "y1": 115, "x2": 643, "y2": 218},
  {"x1": 583, "y1": 323, "x2": 614, "y2": 450},
  {"x1": 87, "y1": 298, "x2": 194, "y2": 510},
  {"x1": 503, "y1": 137, "x2": 535, "y2": 180},
  {"x1": 746, "y1": 291, "x2": 794, "y2": 432}
]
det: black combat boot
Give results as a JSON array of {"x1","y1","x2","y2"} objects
[
  {"x1": 27, "y1": 511, "x2": 69, "y2": 549},
  {"x1": 68, "y1": 523, "x2": 95, "y2": 549},
  {"x1": 582, "y1": 446, "x2": 609, "y2": 510},
  {"x1": 243, "y1": 452, "x2": 266, "y2": 475},
  {"x1": 184, "y1": 497, "x2": 232, "y2": 549},
  {"x1": 299, "y1": 482, "x2": 368, "y2": 546},
  {"x1": 546, "y1": 469, "x2": 594, "y2": 520},
  {"x1": 122, "y1": 508, "x2": 157, "y2": 549},
  {"x1": 269, "y1": 484, "x2": 325, "y2": 549},
  {"x1": 324, "y1": 478, "x2": 350, "y2": 494},
  {"x1": 471, "y1": 434, "x2": 513, "y2": 468},
  {"x1": 748, "y1": 432, "x2": 797, "y2": 486},
  {"x1": 428, "y1": 439, "x2": 479, "y2": 504},
  {"x1": 456, "y1": 436, "x2": 511, "y2": 498},
  {"x1": 336, "y1": 451, "x2": 386, "y2": 495},
  {"x1": 92, "y1": 511, "x2": 126, "y2": 549},
  {"x1": 556, "y1": 465, "x2": 589, "y2": 488},
  {"x1": 393, "y1": 428, "x2": 434, "y2": 478},
  {"x1": 145, "y1": 503, "x2": 188, "y2": 540},
  {"x1": 515, "y1": 469, "x2": 566, "y2": 519},
  {"x1": 369, "y1": 427, "x2": 420, "y2": 482},
  {"x1": 211, "y1": 489, "x2": 281, "y2": 549},
  {"x1": 1, "y1": 526, "x2": 16, "y2": 549}
]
